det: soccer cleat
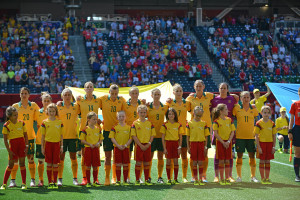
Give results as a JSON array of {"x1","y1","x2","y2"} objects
[
  {"x1": 295, "y1": 176, "x2": 300, "y2": 182},
  {"x1": 145, "y1": 180, "x2": 153, "y2": 186},
  {"x1": 81, "y1": 178, "x2": 87, "y2": 186},
  {"x1": 219, "y1": 180, "x2": 226, "y2": 186},
  {"x1": 52, "y1": 183, "x2": 58, "y2": 189},
  {"x1": 72, "y1": 178, "x2": 79, "y2": 186},
  {"x1": 139, "y1": 178, "x2": 144, "y2": 184},
  {"x1": 86, "y1": 183, "x2": 92, "y2": 188},
  {"x1": 199, "y1": 180, "x2": 206, "y2": 186},
  {"x1": 236, "y1": 177, "x2": 242, "y2": 182},
  {"x1": 123, "y1": 182, "x2": 130, "y2": 186},
  {"x1": 278, "y1": 148, "x2": 283, "y2": 153},
  {"x1": 213, "y1": 177, "x2": 219, "y2": 183},
  {"x1": 157, "y1": 177, "x2": 164, "y2": 184},
  {"x1": 225, "y1": 179, "x2": 231, "y2": 185},
  {"x1": 111, "y1": 177, "x2": 117, "y2": 185},
  {"x1": 183, "y1": 178, "x2": 189, "y2": 183},
  {"x1": 265, "y1": 179, "x2": 272, "y2": 184},
  {"x1": 194, "y1": 180, "x2": 199, "y2": 186},
  {"x1": 190, "y1": 177, "x2": 195, "y2": 183},
  {"x1": 48, "y1": 183, "x2": 54, "y2": 189},
  {"x1": 261, "y1": 179, "x2": 268, "y2": 185},
  {"x1": 135, "y1": 180, "x2": 140, "y2": 186},
  {"x1": 251, "y1": 177, "x2": 259, "y2": 183},
  {"x1": 9, "y1": 180, "x2": 17, "y2": 188},
  {"x1": 228, "y1": 177, "x2": 236, "y2": 183},
  {"x1": 148, "y1": 177, "x2": 152, "y2": 183},
  {"x1": 30, "y1": 179, "x2": 36, "y2": 187},
  {"x1": 167, "y1": 180, "x2": 172, "y2": 185},
  {"x1": 173, "y1": 179, "x2": 180, "y2": 185},
  {"x1": 126, "y1": 178, "x2": 131, "y2": 184},
  {"x1": 93, "y1": 180, "x2": 101, "y2": 187},
  {"x1": 202, "y1": 177, "x2": 208, "y2": 183},
  {"x1": 38, "y1": 180, "x2": 44, "y2": 187},
  {"x1": 57, "y1": 178, "x2": 63, "y2": 186},
  {"x1": 0, "y1": 184, "x2": 7, "y2": 190},
  {"x1": 115, "y1": 181, "x2": 121, "y2": 186},
  {"x1": 21, "y1": 184, "x2": 27, "y2": 190}
]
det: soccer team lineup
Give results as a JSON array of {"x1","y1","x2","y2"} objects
[{"x1": 1, "y1": 80, "x2": 300, "y2": 191}]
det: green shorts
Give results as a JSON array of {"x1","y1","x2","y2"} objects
[
  {"x1": 35, "y1": 144, "x2": 45, "y2": 159},
  {"x1": 236, "y1": 139, "x2": 256, "y2": 153},
  {"x1": 206, "y1": 134, "x2": 211, "y2": 149},
  {"x1": 151, "y1": 138, "x2": 164, "y2": 152},
  {"x1": 28, "y1": 139, "x2": 35, "y2": 155},
  {"x1": 182, "y1": 135, "x2": 187, "y2": 148},
  {"x1": 130, "y1": 140, "x2": 135, "y2": 152},
  {"x1": 63, "y1": 139, "x2": 80, "y2": 153},
  {"x1": 103, "y1": 131, "x2": 114, "y2": 152}
]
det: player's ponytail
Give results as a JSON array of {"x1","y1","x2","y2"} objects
[{"x1": 212, "y1": 103, "x2": 226, "y2": 121}]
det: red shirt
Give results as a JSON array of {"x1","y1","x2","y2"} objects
[
  {"x1": 123, "y1": 44, "x2": 129, "y2": 50},
  {"x1": 197, "y1": 64, "x2": 202, "y2": 71},
  {"x1": 272, "y1": 46, "x2": 278, "y2": 54},
  {"x1": 128, "y1": 71, "x2": 133, "y2": 79},
  {"x1": 275, "y1": 68, "x2": 281, "y2": 75},
  {"x1": 290, "y1": 100, "x2": 300, "y2": 125},
  {"x1": 126, "y1": 62, "x2": 131, "y2": 69},
  {"x1": 170, "y1": 50, "x2": 176, "y2": 58},
  {"x1": 153, "y1": 64, "x2": 159, "y2": 71},
  {"x1": 184, "y1": 64, "x2": 190, "y2": 72},
  {"x1": 133, "y1": 61, "x2": 138, "y2": 68},
  {"x1": 221, "y1": 52, "x2": 228, "y2": 59},
  {"x1": 171, "y1": 61, "x2": 177, "y2": 70},
  {"x1": 239, "y1": 72, "x2": 246, "y2": 80}
]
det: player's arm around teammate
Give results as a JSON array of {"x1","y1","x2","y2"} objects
[{"x1": 1, "y1": 107, "x2": 28, "y2": 190}]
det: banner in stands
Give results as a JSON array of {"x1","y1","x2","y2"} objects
[
  {"x1": 68, "y1": 81, "x2": 174, "y2": 120},
  {"x1": 266, "y1": 82, "x2": 300, "y2": 117}
]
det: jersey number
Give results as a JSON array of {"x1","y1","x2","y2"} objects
[
  {"x1": 88, "y1": 105, "x2": 94, "y2": 111},
  {"x1": 23, "y1": 114, "x2": 29, "y2": 120},
  {"x1": 134, "y1": 111, "x2": 137, "y2": 118},
  {"x1": 29, "y1": 142, "x2": 34, "y2": 151},
  {"x1": 156, "y1": 114, "x2": 159, "y2": 120},
  {"x1": 178, "y1": 110, "x2": 181, "y2": 116},
  {"x1": 66, "y1": 113, "x2": 71, "y2": 120},
  {"x1": 111, "y1": 106, "x2": 116, "y2": 112},
  {"x1": 244, "y1": 116, "x2": 249, "y2": 122},
  {"x1": 199, "y1": 103, "x2": 203, "y2": 109}
]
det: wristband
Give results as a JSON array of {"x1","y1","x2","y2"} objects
[
  {"x1": 272, "y1": 147, "x2": 275, "y2": 149},
  {"x1": 178, "y1": 146, "x2": 182, "y2": 149},
  {"x1": 61, "y1": 146, "x2": 63, "y2": 148},
  {"x1": 148, "y1": 142, "x2": 151, "y2": 144},
  {"x1": 227, "y1": 140, "x2": 231, "y2": 144},
  {"x1": 125, "y1": 144, "x2": 127, "y2": 147}
]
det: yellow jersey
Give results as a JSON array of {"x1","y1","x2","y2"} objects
[
  {"x1": 124, "y1": 99, "x2": 142, "y2": 126},
  {"x1": 41, "y1": 119, "x2": 63, "y2": 142},
  {"x1": 165, "y1": 98, "x2": 191, "y2": 135},
  {"x1": 160, "y1": 121, "x2": 184, "y2": 141},
  {"x1": 99, "y1": 95, "x2": 126, "y2": 131},
  {"x1": 109, "y1": 124, "x2": 131, "y2": 147},
  {"x1": 250, "y1": 96, "x2": 267, "y2": 113},
  {"x1": 58, "y1": 102, "x2": 80, "y2": 139},
  {"x1": 147, "y1": 102, "x2": 168, "y2": 138},
  {"x1": 36, "y1": 108, "x2": 48, "y2": 145},
  {"x1": 275, "y1": 116, "x2": 289, "y2": 135},
  {"x1": 12, "y1": 101, "x2": 40, "y2": 140},
  {"x1": 79, "y1": 126, "x2": 104, "y2": 147},
  {"x1": 212, "y1": 117, "x2": 236, "y2": 140},
  {"x1": 233, "y1": 104, "x2": 259, "y2": 139},
  {"x1": 186, "y1": 120, "x2": 210, "y2": 142},
  {"x1": 254, "y1": 119, "x2": 276, "y2": 142},
  {"x1": 2, "y1": 120, "x2": 27, "y2": 140},
  {"x1": 186, "y1": 93, "x2": 215, "y2": 127},
  {"x1": 77, "y1": 95, "x2": 101, "y2": 130},
  {"x1": 131, "y1": 119, "x2": 156, "y2": 143}
]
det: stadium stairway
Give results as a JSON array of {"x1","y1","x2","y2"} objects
[{"x1": 69, "y1": 35, "x2": 93, "y2": 84}]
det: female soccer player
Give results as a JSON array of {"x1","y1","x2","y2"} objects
[
  {"x1": 36, "y1": 92, "x2": 52, "y2": 187},
  {"x1": 1, "y1": 107, "x2": 28, "y2": 190},
  {"x1": 12, "y1": 87, "x2": 40, "y2": 187},
  {"x1": 147, "y1": 88, "x2": 168, "y2": 184},
  {"x1": 288, "y1": 87, "x2": 300, "y2": 182},
  {"x1": 211, "y1": 82, "x2": 238, "y2": 183},
  {"x1": 41, "y1": 103, "x2": 64, "y2": 189},
  {"x1": 57, "y1": 88, "x2": 80, "y2": 186},
  {"x1": 187, "y1": 107, "x2": 209, "y2": 186},
  {"x1": 99, "y1": 84, "x2": 126, "y2": 185},
  {"x1": 165, "y1": 84, "x2": 191, "y2": 183},
  {"x1": 109, "y1": 111, "x2": 132, "y2": 186},
  {"x1": 212, "y1": 104, "x2": 235, "y2": 185},
  {"x1": 186, "y1": 80, "x2": 214, "y2": 182},
  {"x1": 161, "y1": 108, "x2": 183, "y2": 185},
  {"x1": 275, "y1": 107, "x2": 289, "y2": 153},
  {"x1": 131, "y1": 105, "x2": 156, "y2": 185},
  {"x1": 255, "y1": 106, "x2": 276, "y2": 184},
  {"x1": 233, "y1": 91, "x2": 259, "y2": 182},
  {"x1": 80, "y1": 112, "x2": 103, "y2": 187}
]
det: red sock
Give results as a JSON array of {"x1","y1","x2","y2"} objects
[
  {"x1": 144, "y1": 165, "x2": 150, "y2": 181},
  {"x1": 123, "y1": 166, "x2": 128, "y2": 182},
  {"x1": 20, "y1": 166, "x2": 26, "y2": 184},
  {"x1": 93, "y1": 169, "x2": 98, "y2": 183},
  {"x1": 265, "y1": 163, "x2": 270, "y2": 179},
  {"x1": 53, "y1": 167, "x2": 58, "y2": 183},
  {"x1": 116, "y1": 166, "x2": 121, "y2": 182},
  {"x1": 259, "y1": 163, "x2": 265, "y2": 179},
  {"x1": 135, "y1": 165, "x2": 141, "y2": 181},
  {"x1": 193, "y1": 166, "x2": 198, "y2": 180},
  {"x1": 86, "y1": 168, "x2": 91, "y2": 183},
  {"x1": 3, "y1": 167, "x2": 12, "y2": 184},
  {"x1": 174, "y1": 165, "x2": 179, "y2": 180},
  {"x1": 199, "y1": 166, "x2": 204, "y2": 180},
  {"x1": 47, "y1": 166, "x2": 53, "y2": 184},
  {"x1": 225, "y1": 163, "x2": 230, "y2": 179},
  {"x1": 166, "y1": 164, "x2": 171, "y2": 180},
  {"x1": 219, "y1": 163, "x2": 224, "y2": 180}
]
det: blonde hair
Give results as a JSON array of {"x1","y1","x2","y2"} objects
[
  {"x1": 61, "y1": 88, "x2": 72, "y2": 97},
  {"x1": 151, "y1": 88, "x2": 161, "y2": 95},
  {"x1": 193, "y1": 106, "x2": 204, "y2": 117},
  {"x1": 129, "y1": 86, "x2": 139, "y2": 94},
  {"x1": 86, "y1": 111, "x2": 97, "y2": 126},
  {"x1": 6, "y1": 106, "x2": 17, "y2": 120},
  {"x1": 212, "y1": 103, "x2": 227, "y2": 121},
  {"x1": 109, "y1": 84, "x2": 119, "y2": 92},
  {"x1": 240, "y1": 91, "x2": 250, "y2": 98},
  {"x1": 261, "y1": 105, "x2": 271, "y2": 113},
  {"x1": 46, "y1": 103, "x2": 59, "y2": 116},
  {"x1": 117, "y1": 110, "x2": 126, "y2": 117},
  {"x1": 194, "y1": 80, "x2": 205, "y2": 87},
  {"x1": 41, "y1": 92, "x2": 52, "y2": 101},
  {"x1": 84, "y1": 81, "x2": 94, "y2": 88},
  {"x1": 137, "y1": 105, "x2": 147, "y2": 112},
  {"x1": 173, "y1": 83, "x2": 182, "y2": 91}
]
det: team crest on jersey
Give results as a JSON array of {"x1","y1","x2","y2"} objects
[
  {"x1": 228, "y1": 100, "x2": 231, "y2": 103},
  {"x1": 145, "y1": 127, "x2": 150, "y2": 130},
  {"x1": 30, "y1": 108, "x2": 33, "y2": 110},
  {"x1": 55, "y1": 125, "x2": 61, "y2": 129},
  {"x1": 17, "y1": 127, "x2": 22, "y2": 131}
]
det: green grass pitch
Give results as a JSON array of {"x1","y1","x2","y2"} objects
[{"x1": 0, "y1": 122, "x2": 299, "y2": 200}]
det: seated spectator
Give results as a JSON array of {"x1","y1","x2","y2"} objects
[{"x1": 239, "y1": 69, "x2": 246, "y2": 84}]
